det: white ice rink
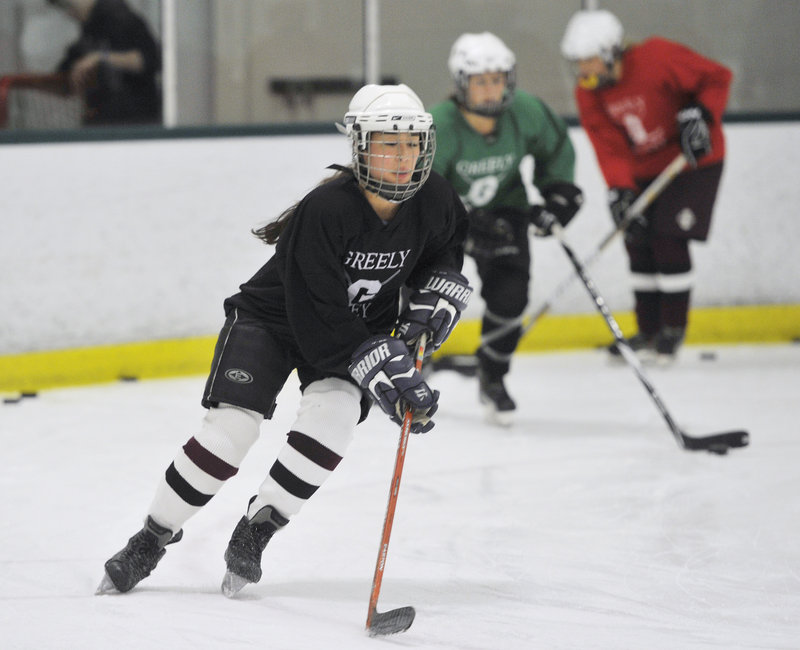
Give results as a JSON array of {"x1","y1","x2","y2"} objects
[{"x1": 2, "y1": 343, "x2": 799, "y2": 649}]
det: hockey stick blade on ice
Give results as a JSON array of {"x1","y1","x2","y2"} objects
[
  {"x1": 551, "y1": 223, "x2": 749, "y2": 454},
  {"x1": 365, "y1": 333, "x2": 428, "y2": 636},
  {"x1": 367, "y1": 606, "x2": 416, "y2": 637},
  {"x1": 681, "y1": 429, "x2": 749, "y2": 455}
]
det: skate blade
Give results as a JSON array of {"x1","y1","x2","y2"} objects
[
  {"x1": 483, "y1": 405, "x2": 513, "y2": 428},
  {"x1": 95, "y1": 572, "x2": 119, "y2": 595},
  {"x1": 221, "y1": 571, "x2": 250, "y2": 598},
  {"x1": 654, "y1": 352, "x2": 678, "y2": 367}
]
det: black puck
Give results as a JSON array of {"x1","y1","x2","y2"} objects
[{"x1": 707, "y1": 443, "x2": 729, "y2": 455}]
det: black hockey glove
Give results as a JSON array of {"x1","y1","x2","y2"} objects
[
  {"x1": 397, "y1": 269, "x2": 473, "y2": 354},
  {"x1": 465, "y1": 209, "x2": 521, "y2": 260},
  {"x1": 348, "y1": 335, "x2": 439, "y2": 433},
  {"x1": 608, "y1": 187, "x2": 647, "y2": 243},
  {"x1": 528, "y1": 181, "x2": 584, "y2": 236},
  {"x1": 676, "y1": 103, "x2": 712, "y2": 168}
]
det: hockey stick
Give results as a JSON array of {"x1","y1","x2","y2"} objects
[
  {"x1": 478, "y1": 153, "x2": 689, "y2": 349},
  {"x1": 550, "y1": 222, "x2": 749, "y2": 454},
  {"x1": 365, "y1": 332, "x2": 428, "y2": 636}
]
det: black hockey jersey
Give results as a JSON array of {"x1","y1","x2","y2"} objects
[{"x1": 225, "y1": 170, "x2": 468, "y2": 376}]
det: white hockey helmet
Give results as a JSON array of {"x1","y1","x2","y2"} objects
[
  {"x1": 560, "y1": 9, "x2": 624, "y2": 63},
  {"x1": 337, "y1": 83, "x2": 435, "y2": 202},
  {"x1": 448, "y1": 32, "x2": 517, "y2": 116}
]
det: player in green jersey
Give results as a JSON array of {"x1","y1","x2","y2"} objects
[{"x1": 430, "y1": 32, "x2": 583, "y2": 425}]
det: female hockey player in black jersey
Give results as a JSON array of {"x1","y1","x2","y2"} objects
[{"x1": 97, "y1": 83, "x2": 472, "y2": 596}]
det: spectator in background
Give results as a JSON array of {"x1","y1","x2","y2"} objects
[
  {"x1": 561, "y1": 9, "x2": 732, "y2": 363},
  {"x1": 47, "y1": 0, "x2": 161, "y2": 125},
  {"x1": 429, "y1": 32, "x2": 582, "y2": 426}
]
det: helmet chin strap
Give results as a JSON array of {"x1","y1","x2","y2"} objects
[
  {"x1": 578, "y1": 72, "x2": 615, "y2": 90},
  {"x1": 578, "y1": 74, "x2": 602, "y2": 90},
  {"x1": 460, "y1": 87, "x2": 513, "y2": 117},
  {"x1": 465, "y1": 100, "x2": 505, "y2": 118},
  {"x1": 577, "y1": 55, "x2": 619, "y2": 90}
]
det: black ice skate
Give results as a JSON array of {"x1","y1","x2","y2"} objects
[
  {"x1": 221, "y1": 504, "x2": 289, "y2": 598},
  {"x1": 607, "y1": 332, "x2": 657, "y2": 363},
  {"x1": 478, "y1": 369, "x2": 516, "y2": 426},
  {"x1": 96, "y1": 516, "x2": 183, "y2": 594},
  {"x1": 654, "y1": 326, "x2": 685, "y2": 365}
]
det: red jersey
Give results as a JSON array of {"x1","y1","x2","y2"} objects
[{"x1": 575, "y1": 37, "x2": 732, "y2": 188}]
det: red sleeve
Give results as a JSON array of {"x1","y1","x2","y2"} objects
[{"x1": 576, "y1": 39, "x2": 732, "y2": 187}]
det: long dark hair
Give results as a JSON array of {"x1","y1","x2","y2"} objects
[{"x1": 251, "y1": 167, "x2": 352, "y2": 245}]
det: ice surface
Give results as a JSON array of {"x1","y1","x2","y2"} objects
[{"x1": 2, "y1": 344, "x2": 799, "y2": 649}]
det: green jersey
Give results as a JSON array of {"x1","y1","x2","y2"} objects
[{"x1": 429, "y1": 90, "x2": 575, "y2": 212}]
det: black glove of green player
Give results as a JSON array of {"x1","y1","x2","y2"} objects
[{"x1": 528, "y1": 181, "x2": 584, "y2": 236}]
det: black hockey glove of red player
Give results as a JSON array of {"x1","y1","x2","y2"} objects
[
  {"x1": 348, "y1": 335, "x2": 440, "y2": 433},
  {"x1": 397, "y1": 269, "x2": 473, "y2": 354},
  {"x1": 676, "y1": 103, "x2": 712, "y2": 167},
  {"x1": 528, "y1": 181, "x2": 584, "y2": 236},
  {"x1": 608, "y1": 187, "x2": 647, "y2": 243}
]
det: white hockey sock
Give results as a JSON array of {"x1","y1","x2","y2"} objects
[
  {"x1": 249, "y1": 378, "x2": 361, "y2": 519},
  {"x1": 149, "y1": 403, "x2": 262, "y2": 532}
]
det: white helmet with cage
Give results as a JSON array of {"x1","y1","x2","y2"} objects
[
  {"x1": 447, "y1": 32, "x2": 517, "y2": 117},
  {"x1": 337, "y1": 83, "x2": 435, "y2": 203},
  {"x1": 560, "y1": 9, "x2": 624, "y2": 64}
]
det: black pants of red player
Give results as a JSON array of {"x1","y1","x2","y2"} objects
[{"x1": 626, "y1": 162, "x2": 723, "y2": 338}]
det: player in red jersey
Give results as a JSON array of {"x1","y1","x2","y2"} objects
[{"x1": 561, "y1": 9, "x2": 732, "y2": 363}]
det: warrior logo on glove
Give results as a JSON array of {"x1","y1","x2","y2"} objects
[
  {"x1": 397, "y1": 269, "x2": 473, "y2": 354},
  {"x1": 348, "y1": 339, "x2": 393, "y2": 385},
  {"x1": 423, "y1": 272, "x2": 473, "y2": 303},
  {"x1": 348, "y1": 335, "x2": 440, "y2": 433}
]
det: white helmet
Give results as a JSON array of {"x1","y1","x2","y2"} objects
[
  {"x1": 560, "y1": 9, "x2": 624, "y2": 63},
  {"x1": 448, "y1": 32, "x2": 516, "y2": 116},
  {"x1": 337, "y1": 84, "x2": 435, "y2": 202}
]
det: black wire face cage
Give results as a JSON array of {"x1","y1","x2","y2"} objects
[
  {"x1": 352, "y1": 127, "x2": 437, "y2": 203},
  {"x1": 455, "y1": 66, "x2": 517, "y2": 117}
]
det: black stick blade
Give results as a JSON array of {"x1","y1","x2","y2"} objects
[
  {"x1": 367, "y1": 606, "x2": 416, "y2": 637},
  {"x1": 682, "y1": 430, "x2": 749, "y2": 454}
]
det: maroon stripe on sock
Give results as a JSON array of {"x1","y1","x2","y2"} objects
[
  {"x1": 286, "y1": 430, "x2": 342, "y2": 471},
  {"x1": 182, "y1": 437, "x2": 238, "y2": 480}
]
